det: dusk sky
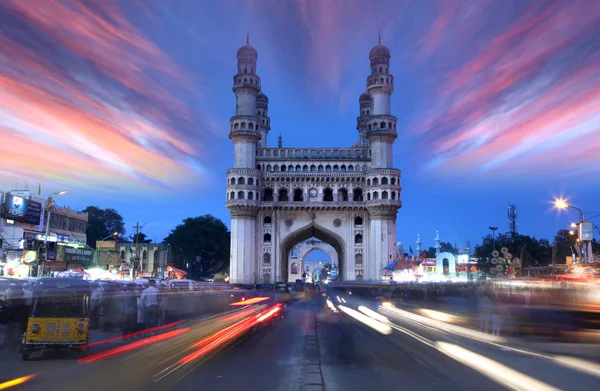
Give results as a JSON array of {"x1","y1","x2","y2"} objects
[{"x1": 1, "y1": 0, "x2": 599, "y2": 252}]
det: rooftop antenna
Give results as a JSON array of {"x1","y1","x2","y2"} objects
[
  {"x1": 246, "y1": 31, "x2": 249, "y2": 44},
  {"x1": 378, "y1": 30, "x2": 381, "y2": 44}
]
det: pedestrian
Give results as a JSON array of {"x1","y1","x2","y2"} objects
[
  {"x1": 478, "y1": 290, "x2": 492, "y2": 333},
  {"x1": 90, "y1": 283, "x2": 104, "y2": 330},
  {"x1": 140, "y1": 280, "x2": 160, "y2": 328},
  {"x1": 121, "y1": 283, "x2": 138, "y2": 339}
]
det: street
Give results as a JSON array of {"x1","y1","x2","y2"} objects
[{"x1": 1, "y1": 295, "x2": 600, "y2": 390}]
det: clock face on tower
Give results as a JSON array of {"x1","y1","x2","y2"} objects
[{"x1": 309, "y1": 189, "x2": 318, "y2": 198}]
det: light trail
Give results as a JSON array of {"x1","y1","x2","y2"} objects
[{"x1": 0, "y1": 374, "x2": 37, "y2": 390}]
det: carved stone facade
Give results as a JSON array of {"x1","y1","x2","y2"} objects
[{"x1": 227, "y1": 35, "x2": 402, "y2": 284}]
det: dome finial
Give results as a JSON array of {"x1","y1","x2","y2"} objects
[
  {"x1": 246, "y1": 31, "x2": 250, "y2": 44},
  {"x1": 378, "y1": 30, "x2": 381, "y2": 44}
]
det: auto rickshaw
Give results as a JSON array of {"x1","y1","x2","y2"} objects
[{"x1": 21, "y1": 278, "x2": 91, "y2": 360}]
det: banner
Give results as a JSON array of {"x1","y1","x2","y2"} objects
[
  {"x1": 62, "y1": 246, "x2": 94, "y2": 264},
  {"x1": 96, "y1": 250, "x2": 122, "y2": 266}
]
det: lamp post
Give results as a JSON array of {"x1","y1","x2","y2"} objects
[
  {"x1": 96, "y1": 232, "x2": 118, "y2": 250},
  {"x1": 488, "y1": 226, "x2": 498, "y2": 252},
  {"x1": 554, "y1": 197, "x2": 591, "y2": 263},
  {"x1": 101, "y1": 232, "x2": 118, "y2": 241},
  {"x1": 41, "y1": 190, "x2": 67, "y2": 277}
]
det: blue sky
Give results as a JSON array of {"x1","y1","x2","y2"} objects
[{"x1": 2, "y1": 0, "x2": 599, "y2": 251}]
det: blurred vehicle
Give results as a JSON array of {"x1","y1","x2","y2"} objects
[
  {"x1": 21, "y1": 278, "x2": 91, "y2": 361},
  {"x1": 168, "y1": 279, "x2": 197, "y2": 292},
  {"x1": 275, "y1": 282, "x2": 292, "y2": 303}
]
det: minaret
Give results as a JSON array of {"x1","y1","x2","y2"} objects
[
  {"x1": 226, "y1": 34, "x2": 263, "y2": 284},
  {"x1": 416, "y1": 232, "x2": 422, "y2": 256},
  {"x1": 434, "y1": 227, "x2": 441, "y2": 256},
  {"x1": 256, "y1": 92, "x2": 270, "y2": 147},
  {"x1": 364, "y1": 32, "x2": 402, "y2": 281},
  {"x1": 396, "y1": 240, "x2": 403, "y2": 258},
  {"x1": 230, "y1": 32, "x2": 261, "y2": 167},
  {"x1": 365, "y1": 31, "x2": 396, "y2": 169},
  {"x1": 353, "y1": 92, "x2": 372, "y2": 148}
]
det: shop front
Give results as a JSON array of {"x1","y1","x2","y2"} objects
[
  {"x1": 0, "y1": 249, "x2": 31, "y2": 278},
  {"x1": 44, "y1": 245, "x2": 93, "y2": 275},
  {"x1": 95, "y1": 250, "x2": 122, "y2": 271}
]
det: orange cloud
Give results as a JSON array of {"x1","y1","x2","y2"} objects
[{"x1": 0, "y1": 0, "x2": 209, "y2": 194}]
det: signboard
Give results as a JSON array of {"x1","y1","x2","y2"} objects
[
  {"x1": 63, "y1": 247, "x2": 93, "y2": 263},
  {"x1": 2, "y1": 194, "x2": 31, "y2": 223},
  {"x1": 31, "y1": 196, "x2": 46, "y2": 232},
  {"x1": 97, "y1": 250, "x2": 122, "y2": 266},
  {"x1": 25, "y1": 200, "x2": 42, "y2": 225},
  {"x1": 22, "y1": 250, "x2": 38, "y2": 264}
]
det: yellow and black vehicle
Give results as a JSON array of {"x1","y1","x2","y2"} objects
[{"x1": 21, "y1": 278, "x2": 91, "y2": 360}]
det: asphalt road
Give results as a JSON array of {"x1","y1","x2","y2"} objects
[{"x1": 1, "y1": 295, "x2": 600, "y2": 390}]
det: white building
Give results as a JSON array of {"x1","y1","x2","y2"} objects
[{"x1": 226, "y1": 34, "x2": 402, "y2": 284}]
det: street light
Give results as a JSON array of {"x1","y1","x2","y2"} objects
[
  {"x1": 488, "y1": 226, "x2": 498, "y2": 252},
  {"x1": 41, "y1": 190, "x2": 67, "y2": 276},
  {"x1": 554, "y1": 197, "x2": 593, "y2": 263},
  {"x1": 554, "y1": 197, "x2": 585, "y2": 220},
  {"x1": 101, "y1": 232, "x2": 118, "y2": 241}
]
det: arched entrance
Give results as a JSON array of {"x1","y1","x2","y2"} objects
[
  {"x1": 280, "y1": 223, "x2": 345, "y2": 283},
  {"x1": 436, "y1": 252, "x2": 456, "y2": 276},
  {"x1": 287, "y1": 240, "x2": 339, "y2": 283}
]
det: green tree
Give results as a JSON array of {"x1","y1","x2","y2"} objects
[
  {"x1": 83, "y1": 206, "x2": 126, "y2": 248},
  {"x1": 130, "y1": 232, "x2": 153, "y2": 243},
  {"x1": 553, "y1": 229, "x2": 578, "y2": 263},
  {"x1": 425, "y1": 242, "x2": 457, "y2": 258},
  {"x1": 475, "y1": 232, "x2": 551, "y2": 273},
  {"x1": 319, "y1": 263, "x2": 332, "y2": 282},
  {"x1": 164, "y1": 215, "x2": 230, "y2": 279}
]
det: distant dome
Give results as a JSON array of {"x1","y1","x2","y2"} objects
[
  {"x1": 256, "y1": 92, "x2": 269, "y2": 104},
  {"x1": 359, "y1": 92, "x2": 372, "y2": 103},
  {"x1": 353, "y1": 136, "x2": 371, "y2": 148},
  {"x1": 369, "y1": 44, "x2": 390, "y2": 63},
  {"x1": 237, "y1": 43, "x2": 258, "y2": 61}
]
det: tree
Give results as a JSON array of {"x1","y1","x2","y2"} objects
[
  {"x1": 553, "y1": 229, "x2": 578, "y2": 263},
  {"x1": 425, "y1": 242, "x2": 457, "y2": 258},
  {"x1": 475, "y1": 232, "x2": 552, "y2": 273},
  {"x1": 83, "y1": 206, "x2": 126, "y2": 248},
  {"x1": 164, "y1": 215, "x2": 230, "y2": 279},
  {"x1": 319, "y1": 263, "x2": 332, "y2": 282},
  {"x1": 130, "y1": 232, "x2": 152, "y2": 243}
]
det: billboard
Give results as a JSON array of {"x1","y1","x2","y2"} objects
[
  {"x1": 63, "y1": 246, "x2": 94, "y2": 264},
  {"x1": 1, "y1": 193, "x2": 42, "y2": 225},
  {"x1": 97, "y1": 250, "x2": 122, "y2": 266},
  {"x1": 3, "y1": 193, "x2": 30, "y2": 223}
]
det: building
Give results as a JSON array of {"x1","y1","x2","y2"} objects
[
  {"x1": 95, "y1": 240, "x2": 168, "y2": 278},
  {"x1": 226, "y1": 34, "x2": 402, "y2": 284},
  {"x1": 46, "y1": 206, "x2": 88, "y2": 248},
  {"x1": 0, "y1": 190, "x2": 46, "y2": 277}
]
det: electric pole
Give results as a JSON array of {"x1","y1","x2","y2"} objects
[
  {"x1": 131, "y1": 221, "x2": 150, "y2": 279},
  {"x1": 135, "y1": 222, "x2": 140, "y2": 279}
]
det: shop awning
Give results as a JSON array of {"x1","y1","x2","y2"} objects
[{"x1": 383, "y1": 261, "x2": 399, "y2": 270}]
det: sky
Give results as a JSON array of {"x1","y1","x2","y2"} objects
[{"x1": 1, "y1": 0, "x2": 599, "y2": 253}]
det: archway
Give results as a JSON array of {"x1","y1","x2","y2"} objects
[
  {"x1": 436, "y1": 252, "x2": 456, "y2": 276},
  {"x1": 280, "y1": 223, "x2": 345, "y2": 283},
  {"x1": 303, "y1": 248, "x2": 335, "y2": 283}
]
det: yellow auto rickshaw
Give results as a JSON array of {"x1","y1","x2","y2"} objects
[{"x1": 21, "y1": 278, "x2": 91, "y2": 360}]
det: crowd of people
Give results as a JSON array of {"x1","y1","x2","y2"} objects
[{"x1": 90, "y1": 279, "x2": 167, "y2": 337}]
